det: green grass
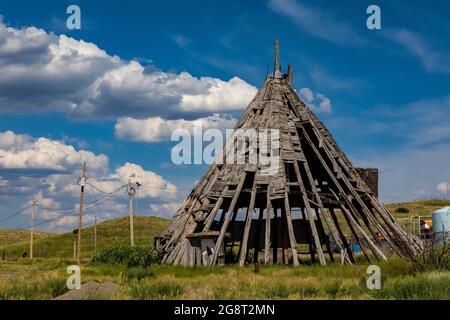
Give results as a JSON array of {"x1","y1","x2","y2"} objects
[
  {"x1": 0, "y1": 229, "x2": 54, "y2": 248},
  {"x1": 0, "y1": 216, "x2": 169, "y2": 260},
  {"x1": 1, "y1": 199, "x2": 450, "y2": 300},
  {"x1": 1, "y1": 257, "x2": 448, "y2": 300}
]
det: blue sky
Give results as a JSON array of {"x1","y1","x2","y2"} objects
[{"x1": 1, "y1": 0, "x2": 450, "y2": 231}]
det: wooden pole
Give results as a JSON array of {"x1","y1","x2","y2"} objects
[
  {"x1": 264, "y1": 195, "x2": 272, "y2": 264},
  {"x1": 77, "y1": 162, "x2": 87, "y2": 265},
  {"x1": 283, "y1": 193, "x2": 299, "y2": 265},
  {"x1": 274, "y1": 40, "x2": 280, "y2": 72},
  {"x1": 238, "y1": 182, "x2": 257, "y2": 266},
  {"x1": 128, "y1": 181, "x2": 135, "y2": 247},
  {"x1": 293, "y1": 160, "x2": 326, "y2": 265},
  {"x1": 30, "y1": 201, "x2": 37, "y2": 260},
  {"x1": 94, "y1": 216, "x2": 97, "y2": 254}
]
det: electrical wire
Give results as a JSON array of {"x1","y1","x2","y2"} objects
[
  {"x1": 86, "y1": 181, "x2": 114, "y2": 194},
  {"x1": 26, "y1": 184, "x2": 127, "y2": 229},
  {"x1": 0, "y1": 204, "x2": 32, "y2": 224}
]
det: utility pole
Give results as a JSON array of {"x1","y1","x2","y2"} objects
[
  {"x1": 127, "y1": 179, "x2": 136, "y2": 247},
  {"x1": 447, "y1": 182, "x2": 449, "y2": 201},
  {"x1": 94, "y1": 216, "x2": 97, "y2": 254},
  {"x1": 73, "y1": 241, "x2": 76, "y2": 260},
  {"x1": 30, "y1": 201, "x2": 38, "y2": 259},
  {"x1": 136, "y1": 182, "x2": 141, "y2": 216},
  {"x1": 77, "y1": 162, "x2": 88, "y2": 265}
]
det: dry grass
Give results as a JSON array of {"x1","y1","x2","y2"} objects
[
  {"x1": 0, "y1": 229, "x2": 54, "y2": 248},
  {"x1": 0, "y1": 216, "x2": 169, "y2": 260},
  {"x1": 1, "y1": 257, "x2": 449, "y2": 300}
]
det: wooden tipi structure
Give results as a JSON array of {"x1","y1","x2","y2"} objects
[{"x1": 156, "y1": 41, "x2": 421, "y2": 267}]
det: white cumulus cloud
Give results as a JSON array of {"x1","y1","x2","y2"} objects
[
  {"x1": 115, "y1": 113, "x2": 237, "y2": 142},
  {"x1": 0, "y1": 20, "x2": 257, "y2": 119},
  {"x1": 299, "y1": 87, "x2": 332, "y2": 113}
]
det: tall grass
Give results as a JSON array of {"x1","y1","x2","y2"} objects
[
  {"x1": 0, "y1": 277, "x2": 67, "y2": 300},
  {"x1": 1, "y1": 257, "x2": 449, "y2": 300}
]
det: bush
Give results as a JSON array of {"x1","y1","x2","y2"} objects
[
  {"x1": 91, "y1": 245, "x2": 160, "y2": 268},
  {"x1": 395, "y1": 207, "x2": 410, "y2": 213},
  {"x1": 411, "y1": 234, "x2": 450, "y2": 272}
]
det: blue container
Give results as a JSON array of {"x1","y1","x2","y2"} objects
[{"x1": 432, "y1": 207, "x2": 450, "y2": 243}]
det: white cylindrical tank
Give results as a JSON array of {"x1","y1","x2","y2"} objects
[{"x1": 432, "y1": 207, "x2": 450, "y2": 243}]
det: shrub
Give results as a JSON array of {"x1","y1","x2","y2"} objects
[
  {"x1": 411, "y1": 234, "x2": 450, "y2": 272},
  {"x1": 395, "y1": 207, "x2": 410, "y2": 213},
  {"x1": 91, "y1": 245, "x2": 160, "y2": 268}
]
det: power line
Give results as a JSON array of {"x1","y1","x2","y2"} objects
[
  {"x1": 36, "y1": 184, "x2": 127, "y2": 215},
  {"x1": 22, "y1": 184, "x2": 127, "y2": 230},
  {"x1": 86, "y1": 181, "x2": 114, "y2": 194},
  {"x1": 0, "y1": 204, "x2": 32, "y2": 224}
]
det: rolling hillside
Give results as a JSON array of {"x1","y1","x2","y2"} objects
[
  {"x1": 1, "y1": 199, "x2": 449, "y2": 261},
  {"x1": 0, "y1": 216, "x2": 169, "y2": 260},
  {"x1": 385, "y1": 199, "x2": 450, "y2": 232},
  {"x1": 0, "y1": 229, "x2": 54, "y2": 247}
]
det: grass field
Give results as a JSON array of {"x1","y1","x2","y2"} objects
[
  {"x1": 0, "y1": 257, "x2": 449, "y2": 300},
  {"x1": 0, "y1": 200, "x2": 449, "y2": 300},
  {"x1": 0, "y1": 229, "x2": 53, "y2": 248},
  {"x1": 0, "y1": 216, "x2": 169, "y2": 260}
]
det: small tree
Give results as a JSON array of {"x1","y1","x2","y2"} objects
[
  {"x1": 411, "y1": 232, "x2": 450, "y2": 272},
  {"x1": 395, "y1": 207, "x2": 409, "y2": 214}
]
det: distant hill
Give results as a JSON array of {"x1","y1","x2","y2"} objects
[
  {"x1": 0, "y1": 216, "x2": 170, "y2": 260},
  {"x1": 385, "y1": 199, "x2": 450, "y2": 230},
  {"x1": 2, "y1": 200, "x2": 449, "y2": 261},
  {"x1": 0, "y1": 229, "x2": 54, "y2": 248}
]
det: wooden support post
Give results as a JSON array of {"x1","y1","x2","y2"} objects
[
  {"x1": 299, "y1": 159, "x2": 350, "y2": 263},
  {"x1": 165, "y1": 198, "x2": 200, "y2": 265},
  {"x1": 254, "y1": 207, "x2": 264, "y2": 263},
  {"x1": 327, "y1": 190, "x2": 387, "y2": 261},
  {"x1": 264, "y1": 194, "x2": 272, "y2": 264},
  {"x1": 315, "y1": 208, "x2": 334, "y2": 262},
  {"x1": 210, "y1": 174, "x2": 247, "y2": 266},
  {"x1": 293, "y1": 161, "x2": 326, "y2": 265},
  {"x1": 203, "y1": 186, "x2": 229, "y2": 231},
  {"x1": 307, "y1": 123, "x2": 410, "y2": 257},
  {"x1": 329, "y1": 208, "x2": 355, "y2": 263},
  {"x1": 272, "y1": 207, "x2": 278, "y2": 264},
  {"x1": 239, "y1": 182, "x2": 257, "y2": 266},
  {"x1": 283, "y1": 193, "x2": 299, "y2": 265},
  {"x1": 294, "y1": 123, "x2": 388, "y2": 261}
]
